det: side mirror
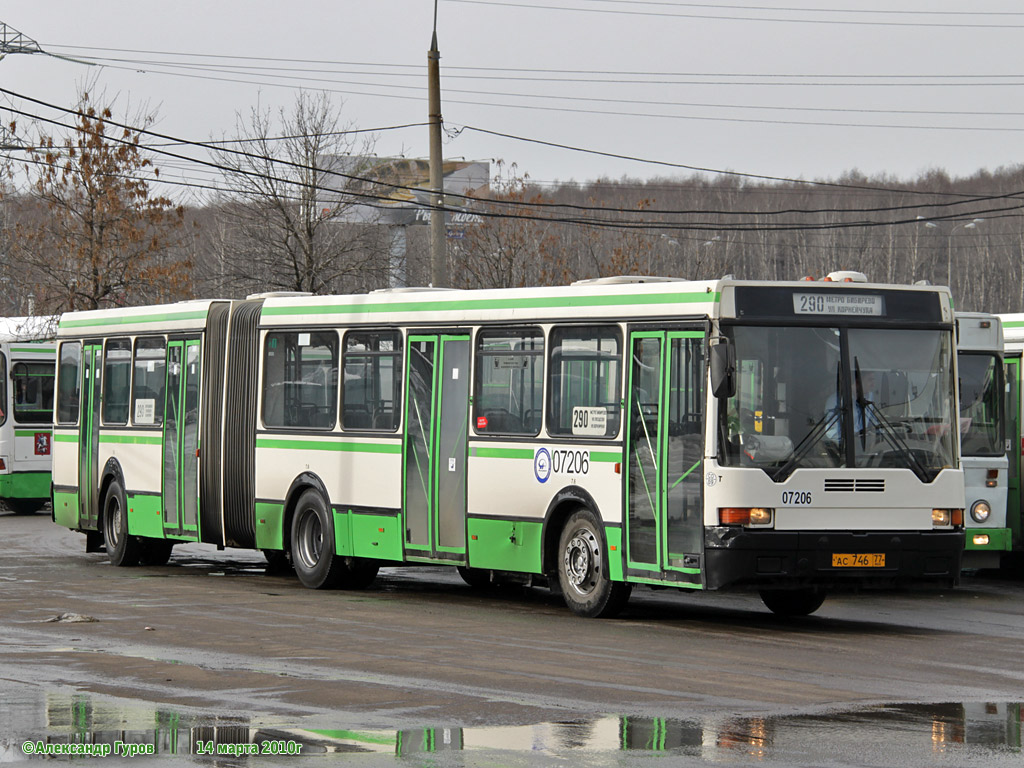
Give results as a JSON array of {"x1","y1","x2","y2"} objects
[{"x1": 710, "y1": 341, "x2": 736, "y2": 399}]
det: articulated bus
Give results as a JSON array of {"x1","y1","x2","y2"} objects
[
  {"x1": 955, "y1": 313, "x2": 1008, "y2": 569},
  {"x1": 51, "y1": 273, "x2": 964, "y2": 617},
  {"x1": 0, "y1": 316, "x2": 56, "y2": 514}
]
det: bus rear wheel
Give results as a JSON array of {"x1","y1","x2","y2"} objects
[
  {"x1": 759, "y1": 588, "x2": 826, "y2": 617},
  {"x1": 139, "y1": 539, "x2": 174, "y2": 566},
  {"x1": 102, "y1": 479, "x2": 141, "y2": 567},
  {"x1": 291, "y1": 489, "x2": 346, "y2": 589},
  {"x1": 557, "y1": 508, "x2": 631, "y2": 618}
]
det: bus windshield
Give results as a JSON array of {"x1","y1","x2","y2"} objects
[
  {"x1": 720, "y1": 325, "x2": 956, "y2": 482},
  {"x1": 958, "y1": 352, "x2": 1004, "y2": 456}
]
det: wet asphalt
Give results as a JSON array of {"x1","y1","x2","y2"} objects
[{"x1": 1, "y1": 510, "x2": 1023, "y2": 766}]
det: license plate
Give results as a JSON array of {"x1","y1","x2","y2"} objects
[{"x1": 832, "y1": 553, "x2": 885, "y2": 568}]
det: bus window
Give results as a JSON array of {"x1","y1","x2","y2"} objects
[
  {"x1": 474, "y1": 328, "x2": 544, "y2": 436},
  {"x1": 11, "y1": 361, "x2": 55, "y2": 425},
  {"x1": 342, "y1": 330, "x2": 401, "y2": 431},
  {"x1": 263, "y1": 331, "x2": 339, "y2": 430},
  {"x1": 0, "y1": 352, "x2": 5, "y2": 425},
  {"x1": 102, "y1": 338, "x2": 132, "y2": 425},
  {"x1": 132, "y1": 337, "x2": 166, "y2": 426},
  {"x1": 958, "y1": 353, "x2": 1004, "y2": 456},
  {"x1": 56, "y1": 342, "x2": 81, "y2": 426},
  {"x1": 548, "y1": 326, "x2": 622, "y2": 438}
]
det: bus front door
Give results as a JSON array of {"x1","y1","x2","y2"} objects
[
  {"x1": 403, "y1": 334, "x2": 470, "y2": 562},
  {"x1": 1006, "y1": 354, "x2": 1021, "y2": 554},
  {"x1": 78, "y1": 342, "x2": 103, "y2": 529},
  {"x1": 162, "y1": 339, "x2": 201, "y2": 539},
  {"x1": 625, "y1": 330, "x2": 705, "y2": 585}
]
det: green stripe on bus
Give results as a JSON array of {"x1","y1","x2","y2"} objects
[
  {"x1": 10, "y1": 347, "x2": 55, "y2": 354},
  {"x1": 472, "y1": 446, "x2": 620, "y2": 462},
  {"x1": 53, "y1": 432, "x2": 79, "y2": 442},
  {"x1": 255, "y1": 437, "x2": 402, "y2": 454},
  {"x1": 262, "y1": 291, "x2": 720, "y2": 318},
  {"x1": 59, "y1": 309, "x2": 209, "y2": 329},
  {"x1": 99, "y1": 434, "x2": 163, "y2": 445},
  {"x1": 14, "y1": 429, "x2": 51, "y2": 437}
]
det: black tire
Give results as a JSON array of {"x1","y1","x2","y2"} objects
[
  {"x1": 457, "y1": 565, "x2": 493, "y2": 589},
  {"x1": 263, "y1": 549, "x2": 293, "y2": 574},
  {"x1": 759, "y1": 588, "x2": 827, "y2": 617},
  {"x1": 290, "y1": 489, "x2": 346, "y2": 589},
  {"x1": 102, "y1": 479, "x2": 141, "y2": 567},
  {"x1": 338, "y1": 558, "x2": 379, "y2": 590},
  {"x1": 9, "y1": 500, "x2": 42, "y2": 515},
  {"x1": 557, "y1": 508, "x2": 631, "y2": 618},
  {"x1": 138, "y1": 538, "x2": 174, "y2": 566}
]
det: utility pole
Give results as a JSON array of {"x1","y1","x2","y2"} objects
[{"x1": 427, "y1": 1, "x2": 447, "y2": 287}]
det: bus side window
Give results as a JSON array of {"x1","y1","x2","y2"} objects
[
  {"x1": 56, "y1": 342, "x2": 81, "y2": 426},
  {"x1": 342, "y1": 330, "x2": 402, "y2": 432},
  {"x1": 0, "y1": 351, "x2": 6, "y2": 425},
  {"x1": 473, "y1": 327, "x2": 544, "y2": 436},
  {"x1": 547, "y1": 325, "x2": 622, "y2": 439},
  {"x1": 263, "y1": 330, "x2": 339, "y2": 430},
  {"x1": 102, "y1": 338, "x2": 132, "y2": 425},
  {"x1": 132, "y1": 337, "x2": 166, "y2": 426}
]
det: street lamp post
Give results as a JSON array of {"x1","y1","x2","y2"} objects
[{"x1": 923, "y1": 218, "x2": 984, "y2": 290}]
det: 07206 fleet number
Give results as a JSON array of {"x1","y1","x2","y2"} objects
[{"x1": 781, "y1": 491, "x2": 812, "y2": 505}]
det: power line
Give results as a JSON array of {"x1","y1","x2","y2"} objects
[
  {"x1": 443, "y1": 0, "x2": 1024, "y2": 28},
  {"x1": 1, "y1": 87, "x2": 1016, "y2": 231}
]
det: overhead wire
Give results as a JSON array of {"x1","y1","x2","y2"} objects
[{"x1": 0, "y1": 87, "x2": 1015, "y2": 232}]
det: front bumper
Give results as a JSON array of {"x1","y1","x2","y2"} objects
[{"x1": 704, "y1": 527, "x2": 964, "y2": 591}]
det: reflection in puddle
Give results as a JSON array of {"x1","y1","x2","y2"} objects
[{"x1": 3, "y1": 694, "x2": 1021, "y2": 764}]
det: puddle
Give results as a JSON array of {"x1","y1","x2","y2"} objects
[{"x1": 2, "y1": 692, "x2": 1021, "y2": 765}]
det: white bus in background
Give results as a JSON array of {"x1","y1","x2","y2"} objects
[
  {"x1": 0, "y1": 316, "x2": 57, "y2": 514},
  {"x1": 51, "y1": 273, "x2": 964, "y2": 617},
  {"x1": 955, "y1": 313, "x2": 1008, "y2": 568}
]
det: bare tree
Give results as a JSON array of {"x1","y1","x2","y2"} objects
[
  {"x1": 209, "y1": 91, "x2": 390, "y2": 297},
  {"x1": 10, "y1": 91, "x2": 188, "y2": 313}
]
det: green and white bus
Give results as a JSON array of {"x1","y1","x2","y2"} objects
[
  {"x1": 955, "y1": 313, "x2": 1008, "y2": 569},
  {"x1": 995, "y1": 312, "x2": 1024, "y2": 565},
  {"x1": 0, "y1": 316, "x2": 56, "y2": 514},
  {"x1": 51, "y1": 273, "x2": 965, "y2": 616}
]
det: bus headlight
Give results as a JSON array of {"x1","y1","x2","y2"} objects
[
  {"x1": 932, "y1": 509, "x2": 963, "y2": 528},
  {"x1": 970, "y1": 501, "x2": 991, "y2": 523}
]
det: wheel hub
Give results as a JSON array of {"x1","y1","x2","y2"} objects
[{"x1": 564, "y1": 532, "x2": 598, "y2": 594}]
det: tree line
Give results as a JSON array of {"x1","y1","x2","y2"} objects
[{"x1": 3, "y1": 88, "x2": 1023, "y2": 317}]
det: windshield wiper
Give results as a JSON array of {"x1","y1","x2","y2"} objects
[
  {"x1": 858, "y1": 399, "x2": 931, "y2": 481},
  {"x1": 770, "y1": 408, "x2": 840, "y2": 482},
  {"x1": 853, "y1": 359, "x2": 931, "y2": 482}
]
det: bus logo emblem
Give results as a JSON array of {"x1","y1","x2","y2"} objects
[
  {"x1": 705, "y1": 471, "x2": 717, "y2": 488},
  {"x1": 35, "y1": 433, "x2": 51, "y2": 456},
  {"x1": 534, "y1": 448, "x2": 551, "y2": 484}
]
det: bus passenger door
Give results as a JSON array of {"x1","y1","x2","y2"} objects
[
  {"x1": 1006, "y1": 354, "x2": 1021, "y2": 551},
  {"x1": 403, "y1": 334, "x2": 470, "y2": 561},
  {"x1": 625, "y1": 330, "x2": 705, "y2": 582},
  {"x1": 78, "y1": 343, "x2": 103, "y2": 529},
  {"x1": 162, "y1": 339, "x2": 201, "y2": 538}
]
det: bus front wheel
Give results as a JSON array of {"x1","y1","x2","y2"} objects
[
  {"x1": 759, "y1": 588, "x2": 826, "y2": 617},
  {"x1": 290, "y1": 489, "x2": 346, "y2": 589},
  {"x1": 102, "y1": 479, "x2": 141, "y2": 567},
  {"x1": 557, "y1": 508, "x2": 631, "y2": 618}
]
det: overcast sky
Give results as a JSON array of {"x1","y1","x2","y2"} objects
[{"x1": 2, "y1": 1, "x2": 1022, "y2": 195}]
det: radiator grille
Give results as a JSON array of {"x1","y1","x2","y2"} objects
[{"x1": 824, "y1": 478, "x2": 885, "y2": 493}]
